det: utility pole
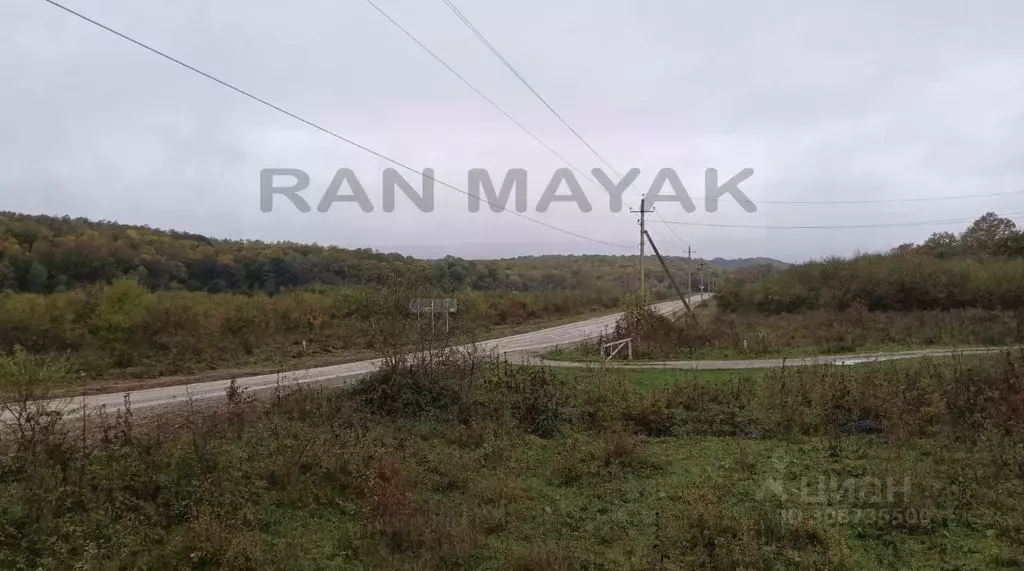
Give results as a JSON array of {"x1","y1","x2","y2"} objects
[
  {"x1": 630, "y1": 197, "x2": 656, "y2": 295},
  {"x1": 687, "y1": 245, "x2": 693, "y2": 294},
  {"x1": 699, "y1": 260, "x2": 706, "y2": 300}
]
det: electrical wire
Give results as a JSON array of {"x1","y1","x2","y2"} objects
[
  {"x1": 654, "y1": 212, "x2": 1024, "y2": 230},
  {"x1": 438, "y1": 0, "x2": 692, "y2": 250},
  {"x1": 39, "y1": 0, "x2": 633, "y2": 251},
  {"x1": 686, "y1": 189, "x2": 1024, "y2": 205}
]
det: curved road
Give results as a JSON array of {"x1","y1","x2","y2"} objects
[
  {"x1": 12, "y1": 295, "x2": 1013, "y2": 418},
  {"x1": 27, "y1": 298, "x2": 691, "y2": 417}
]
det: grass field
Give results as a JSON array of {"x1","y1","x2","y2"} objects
[
  {"x1": 546, "y1": 305, "x2": 1024, "y2": 364},
  {"x1": 0, "y1": 279, "x2": 648, "y2": 385},
  {"x1": 0, "y1": 304, "x2": 635, "y2": 395},
  {"x1": 2, "y1": 351, "x2": 1023, "y2": 568},
  {"x1": 542, "y1": 342, "x2": 944, "y2": 364}
]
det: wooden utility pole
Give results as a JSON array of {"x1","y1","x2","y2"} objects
[{"x1": 630, "y1": 197, "x2": 656, "y2": 295}]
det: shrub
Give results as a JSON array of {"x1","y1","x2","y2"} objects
[
  {"x1": 720, "y1": 254, "x2": 1024, "y2": 314},
  {"x1": 0, "y1": 282, "x2": 624, "y2": 382}
]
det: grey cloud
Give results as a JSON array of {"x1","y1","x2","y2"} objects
[{"x1": 2, "y1": 0, "x2": 1023, "y2": 262}]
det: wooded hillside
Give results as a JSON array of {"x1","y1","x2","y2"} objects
[{"x1": 0, "y1": 212, "x2": 784, "y2": 295}]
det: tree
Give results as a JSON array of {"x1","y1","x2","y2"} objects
[
  {"x1": 23, "y1": 262, "x2": 49, "y2": 293},
  {"x1": 891, "y1": 243, "x2": 920, "y2": 256},
  {"x1": 0, "y1": 210, "x2": 785, "y2": 296},
  {"x1": 920, "y1": 231, "x2": 960, "y2": 259},
  {"x1": 961, "y1": 212, "x2": 1018, "y2": 256},
  {"x1": 0, "y1": 263, "x2": 17, "y2": 291},
  {"x1": 998, "y1": 233, "x2": 1024, "y2": 258}
]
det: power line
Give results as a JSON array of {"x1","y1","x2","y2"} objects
[
  {"x1": 361, "y1": 0, "x2": 647, "y2": 218},
  {"x1": 439, "y1": 0, "x2": 618, "y2": 174},
  {"x1": 366, "y1": 0, "x2": 699, "y2": 263},
  {"x1": 39, "y1": 0, "x2": 632, "y2": 251},
  {"x1": 692, "y1": 189, "x2": 1024, "y2": 205},
  {"x1": 649, "y1": 210, "x2": 691, "y2": 250},
  {"x1": 648, "y1": 226, "x2": 687, "y2": 252},
  {"x1": 360, "y1": 0, "x2": 622, "y2": 205},
  {"x1": 438, "y1": 0, "x2": 692, "y2": 250},
  {"x1": 655, "y1": 212, "x2": 1024, "y2": 230},
  {"x1": 438, "y1": 0, "x2": 1023, "y2": 231},
  {"x1": 362, "y1": 0, "x2": 706, "y2": 266}
]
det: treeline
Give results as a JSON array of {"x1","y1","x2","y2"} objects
[
  {"x1": 0, "y1": 279, "x2": 624, "y2": 378},
  {"x1": 894, "y1": 211, "x2": 1024, "y2": 259},
  {"x1": 0, "y1": 212, "x2": 431, "y2": 294},
  {"x1": 717, "y1": 213, "x2": 1024, "y2": 314},
  {"x1": 0, "y1": 212, "x2": 781, "y2": 295}
]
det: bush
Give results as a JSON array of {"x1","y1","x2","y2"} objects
[
  {"x1": 601, "y1": 301, "x2": 1022, "y2": 360},
  {"x1": 720, "y1": 254, "x2": 1024, "y2": 314},
  {"x1": 0, "y1": 281, "x2": 625, "y2": 382},
  {"x1": 3, "y1": 348, "x2": 1024, "y2": 567}
]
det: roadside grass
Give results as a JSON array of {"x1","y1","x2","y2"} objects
[
  {"x1": 0, "y1": 279, "x2": 653, "y2": 386},
  {"x1": 548, "y1": 353, "x2": 1000, "y2": 393},
  {"x1": 543, "y1": 342, "x2": 938, "y2": 364},
  {"x1": 549, "y1": 306, "x2": 1024, "y2": 363},
  {"x1": 2, "y1": 349, "x2": 1024, "y2": 568},
  {"x1": 551, "y1": 367, "x2": 772, "y2": 392},
  {"x1": 0, "y1": 304, "x2": 637, "y2": 395}
]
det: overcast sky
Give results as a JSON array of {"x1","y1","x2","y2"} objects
[{"x1": 2, "y1": 0, "x2": 1022, "y2": 262}]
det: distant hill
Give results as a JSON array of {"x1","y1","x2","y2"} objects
[
  {"x1": 0, "y1": 211, "x2": 783, "y2": 295},
  {"x1": 492, "y1": 254, "x2": 789, "y2": 271}
]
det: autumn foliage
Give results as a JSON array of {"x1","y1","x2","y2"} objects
[
  {"x1": 0, "y1": 279, "x2": 623, "y2": 379},
  {"x1": 0, "y1": 211, "x2": 772, "y2": 297},
  {"x1": 716, "y1": 213, "x2": 1024, "y2": 314}
]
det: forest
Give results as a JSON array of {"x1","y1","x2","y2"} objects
[
  {"x1": 0, "y1": 211, "x2": 783, "y2": 379},
  {"x1": 0, "y1": 211, "x2": 784, "y2": 296}
]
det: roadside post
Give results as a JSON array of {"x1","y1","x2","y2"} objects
[{"x1": 408, "y1": 298, "x2": 458, "y2": 334}]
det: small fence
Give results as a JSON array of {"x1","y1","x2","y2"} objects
[{"x1": 600, "y1": 338, "x2": 633, "y2": 362}]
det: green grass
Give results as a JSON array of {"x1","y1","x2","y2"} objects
[
  {"x1": 128, "y1": 426, "x2": 1014, "y2": 569},
  {"x1": 4, "y1": 350, "x2": 1024, "y2": 568},
  {"x1": 549, "y1": 354, "x2": 980, "y2": 393},
  {"x1": 0, "y1": 304, "x2": 636, "y2": 392},
  {"x1": 583, "y1": 305, "x2": 1024, "y2": 363},
  {"x1": 542, "y1": 340, "x2": 1001, "y2": 364},
  {"x1": 553, "y1": 366, "x2": 772, "y2": 392}
]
